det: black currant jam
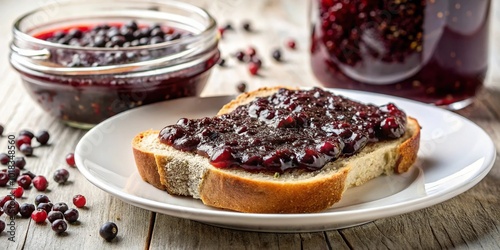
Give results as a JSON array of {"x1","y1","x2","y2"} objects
[
  {"x1": 310, "y1": 0, "x2": 490, "y2": 108},
  {"x1": 10, "y1": 1, "x2": 219, "y2": 129},
  {"x1": 159, "y1": 88, "x2": 407, "y2": 173},
  {"x1": 16, "y1": 22, "x2": 218, "y2": 127}
]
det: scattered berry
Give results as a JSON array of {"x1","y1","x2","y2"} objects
[
  {"x1": 73, "y1": 195, "x2": 86, "y2": 208},
  {"x1": 53, "y1": 169, "x2": 70, "y2": 184},
  {"x1": 217, "y1": 58, "x2": 226, "y2": 67},
  {"x1": 234, "y1": 51, "x2": 246, "y2": 62},
  {"x1": 22, "y1": 171, "x2": 36, "y2": 180},
  {"x1": 0, "y1": 172, "x2": 9, "y2": 187},
  {"x1": 37, "y1": 202, "x2": 53, "y2": 213},
  {"x1": 18, "y1": 130, "x2": 34, "y2": 139},
  {"x1": 33, "y1": 175, "x2": 49, "y2": 191},
  {"x1": 242, "y1": 21, "x2": 252, "y2": 32},
  {"x1": 20, "y1": 144, "x2": 33, "y2": 156},
  {"x1": 15, "y1": 135, "x2": 32, "y2": 149},
  {"x1": 99, "y1": 222, "x2": 118, "y2": 241},
  {"x1": 236, "y1": 82, "x2": 247, "y2": 93},
  {"x1": 0, "y1": 153, "x2": 9, "y2": 165},
  {"x1": 35, "y1": 195, "x2": 50, "y2": 206},
  {"x1": 223, "y1": 23, "x2": 233, "y2": 31},
  {"x1": 10, "y1": 186, "x2": 24, "y2": 198},
  {"x1": 48, "y1": 211, "x2": 64, "y2": 223},
  {"x1": 286, "y1": 39, "x2": 297, "y2": 49},
  {"x1": 246, "y1": 47, "x2": 256, "y2": 57},
  {"x1": 19, "y1": 203, "x2": 36, "y2": 218},
  {"x1": 65, "y1": 153, "x2": 76, "y2": 167},
  {"x1": 64, "y1": 208, "x2": 79, "y2": 223},
  {"x1": 35, "y1": 130, "x2": 50, "y2": 145},
  {"x1": 0, "y1": 220, "x2": 4, "y2": 233},
  {"x1": 3, "y1": 200, "x2": 20, "y2": 217},
  {"x1": 13, "y1": 157, "x2": 26, "y2": 169},
  {"x1": 250, "y1": 57, "x2": 262, "y2": 68},
  {"x1": 8, "y1": 167, "x2": 21, "y2": 180},
  {"x1": 217, "y1": 27, "x2": 225, "y2": 38},
  {"x1": 31, "y1": 209, "x2": 48, "y2": 223},
  {"x1": 0, "y1": 195, "x2": 13, "y2": 207},
  {"x1": 248, "y1": 62, "x2": 260, "y2": 75},
  {"x1": 17, "y1": 175, "x2": 32, "y2": 189},
  {"x1": 272, "y1": 49, "x2": 282, "y2": 62},
  {"x1": 51, "y1": 219, "x2": 68, "y2": 234},
  {"x1": 52, "y1": 202, "x2": 69, "y2": 213}
]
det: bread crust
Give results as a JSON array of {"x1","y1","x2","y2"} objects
[
  {"x1": 132, "y1": 130, "x2": 165, "y2": 190},
  {"x1": 395, "y1": 117, "x2": 421, "y2": 174},
  {"x1": 132, "y1": 87, "x2": 421, "y2": 213},
  {"x1": 199, "y1": 167, "x2": 350, "y2": 213}
]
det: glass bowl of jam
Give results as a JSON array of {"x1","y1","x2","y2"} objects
[
  {"x1": 310, "y1": 0, "x2": 491, "y2": 109},
  {"x1": 10, "y1": 0, "x2": 220, "y2": 129}
]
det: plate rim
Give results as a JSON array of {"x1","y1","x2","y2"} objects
[{"x1": 75, "y1": 88, "x2": 496, "y2": 232}]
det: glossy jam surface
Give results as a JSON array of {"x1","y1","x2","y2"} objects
[
  {"x1": 34, "y1": 21, "x2": 190, "y2": 68},
  {"x1": 18, "y1": 22, "x2": 218, "y2": 127},
  {"x1": 311, "y1": 0, "x2": 490, "y2": 106},
  {"x1": 159, "y1": 88, "x2": 407, "y2": 173}
]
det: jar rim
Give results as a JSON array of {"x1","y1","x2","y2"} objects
[{"x1": 10, "y1": 0, "x2": 218, "y2": 75}]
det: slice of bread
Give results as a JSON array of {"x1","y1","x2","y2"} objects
[{"x1": 132, "y1": 87, "x2": 421, "y2": 213}]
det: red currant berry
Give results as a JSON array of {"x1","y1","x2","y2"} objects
[
  {"x1": 33, "y1": 175, "x2": 49, "y2": 191},
  {"x1": 286, "y1": 39, "x2": 297, "y2": 49},
  {"x1": 10, "y1": 186, "x2": 24, "y2": 198},
  {"x1": 217, "y1": 27, "x2": 225, "y2": 38},
  {"x1": 246, "y1": 46, "x2": 256, "y2": 57},
  {"x1": 65, "y1": 153, "x2": 76, "y2": 167},
  {"x1": 248, "y1": 62, "x2": 259, "y2": 75},
  {"x1": 0, "y1": 195, "x2": 13, "y2": 207},
  {"x1": 31, "y1": 209, "x2": 48, "y2": 223},
  {"x1": 73, "y1": 194, "x2": 86, "y2": 208},
  {"x1": 15, "y1": 135, "x2": 31, "y2": 149}
]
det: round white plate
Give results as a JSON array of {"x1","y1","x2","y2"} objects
[{"x1": 75, "y1": 89, "x2": 495, "y2": 232}]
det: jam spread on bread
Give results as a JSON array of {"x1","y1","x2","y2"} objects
[{"x1": 159, "y1": 88, "x2": 407, "y2": 173}]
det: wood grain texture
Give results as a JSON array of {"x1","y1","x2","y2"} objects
[{"x1": 0, "y1": 0, "x2": 500, "y2": 249}]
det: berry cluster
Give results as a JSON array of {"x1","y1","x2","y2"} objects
[
  {"x1": 215, "y1": 21, "x2": 298, "y2": 92},
  {"x1": 0, "y1": 124, "x2": 116, "y2": 241}
]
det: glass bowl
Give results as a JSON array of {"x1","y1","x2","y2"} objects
[{"x1": 10, "y1": 0, "x2": 220, "y2": 129}]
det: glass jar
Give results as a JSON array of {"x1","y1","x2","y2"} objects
[
  {"x1": 10, "y1": 0, "x2": 219, "y2": 129},
  {"x1": 310, "y1": 0, "x2": 491, "y2": 109}
]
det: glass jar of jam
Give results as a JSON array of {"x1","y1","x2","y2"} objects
[
  {"x1": 10, "y1": 0, "x2": 219, "y2": 129},
  {"x1": 310, "y1": 0, "x2": 491, "y2": 109}
]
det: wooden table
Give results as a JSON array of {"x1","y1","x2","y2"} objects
[{"x1": 1, "y1": 0, "x2": 500, "y2": 249}]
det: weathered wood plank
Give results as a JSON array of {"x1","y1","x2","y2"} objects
[{"x1": 150, "y1": 214, "x2": 307, "y2": 250}]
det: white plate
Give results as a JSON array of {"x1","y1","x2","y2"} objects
[{"x1": 75, "y1": 89, "x2": 495, "y2": 232}]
